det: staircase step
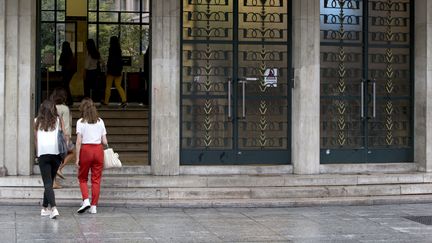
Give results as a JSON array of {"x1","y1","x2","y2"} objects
[
  {"x1": 106, "y1": 135, "x2": 148, "y2": 143},
  {"x1": 3, "y1": 173, "x2": 432, "y2": 206},
  {"x1": 69, "y1": 107, "x2": 149, "y2": 161},
  {"x1": 116, "y1": 155, "x2": 149, "y2": 165},
  {"x1": 1, "y1": 182, "x2": 432, "y2": 201},
  {"x1": 72, "y1": 119, "x2": 148, "y2": 127},
  {"x1": 32, "y1": 165, "x2": 151, "y2": 176},
  {"x1": 104, "y1": 127, "x2": 148, "y2": 135},
  {"x1": 103, "y1": 119, "x2": 149, "y2": 127},
  {"x1": 72, "y1": 109, "x2": 149, "y2": 119},
  {"x1": 11, "y1": 173, "x2": 432, "y2": 188},
  {"x1": 3, "y1": 194, "x2": 432, "y2": 208},
  {"x1": 110, "y1": 143, "x2": 148, "y2": 151}
]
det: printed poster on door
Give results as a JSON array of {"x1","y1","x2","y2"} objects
[{"x1": 264, "y1": 68, "x2": 278, "y2": 87}]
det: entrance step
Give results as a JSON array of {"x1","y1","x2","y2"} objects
[
  {"x1": 2, "y1": 173, "x2": 432, "y2": 207},
  {"x1": 70, "y1": 105, "x2": 149, "y2": 165},
  {"x1": 33, "y1": 165, "x2": 151, "y2": 176}
]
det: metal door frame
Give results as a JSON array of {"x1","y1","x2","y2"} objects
[
  {"x1": 180, "y1": 0, "x2": 292, "y2": 165},
  {"x1": 320, "y1": 0, "x2": 414, "y2": 163}
]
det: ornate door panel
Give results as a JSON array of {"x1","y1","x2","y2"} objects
[
  {"x1": 181, "y1": 0, "x2": 291, "y2": 165},
  {"x1": 320, "y1": 0, "x2": 413, "y2": 163}
]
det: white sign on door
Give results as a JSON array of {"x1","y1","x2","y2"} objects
[{"x1": 264, "y1": 68, "x2": 278, "y2": 87}]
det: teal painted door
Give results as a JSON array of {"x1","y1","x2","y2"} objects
[
  {"x1": 181, "y1": 0, "x2": 291, "y2": 165},
  {"x1": 320, "y1": 0, "x2": 413, "y2": 163}
]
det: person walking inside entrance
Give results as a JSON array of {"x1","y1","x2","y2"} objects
[
  {"x1": 76, "y1": 98, "x2": 108, "y2": 214},
  {"x1": 84, "y1": 39, "x2": 102, "y2": 101},
  {"x1": 103, "y1": 36, "x2": 127, "y2": 107},
  {"x1": 50, "y1": 87, "x2": 74, "y2": 187},
  {"x1": 59, "y1": 41, "x2": 76, "y2": 106},
  {"x1": 34, "y1": 99, "x2": 64, "y2": 219}
]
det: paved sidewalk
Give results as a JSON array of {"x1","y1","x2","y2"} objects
[{"x1": 2, "y1": 203, "x2": 432, "y2": 242}]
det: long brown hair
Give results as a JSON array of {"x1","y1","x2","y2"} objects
[
  {"x1": 36, "y1": 99, "x2": 58, "y2": 131},
  {"x1": 50, "y1": 87, "x2": 67, "y2": 105},
  {"x1": 79, "y1": 98, "x2": 99, "y2": 124}
]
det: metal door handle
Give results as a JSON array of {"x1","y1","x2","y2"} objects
[
  {"x1": 360, "y1": 79, "x2": 364, "y2": 119},
  {"x1": 372, "y1": 79, "x2": 376, "y2": 118},
  {"x1": 241, "y1": 77, "x2": 259, "y2": 82},
  {"x1": 239, "y1": 80, "x2": 246, "y2": 119},
  {"x1": 228, "y1": 78, "x2": 232, "y2": 120},
  {"x1": 237, "y1": 77, "x2": 257, "y2": 119}
]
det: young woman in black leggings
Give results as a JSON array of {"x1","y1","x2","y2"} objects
[{"x1": 34, "y1": 99, "x2": 65, "y2": 219}]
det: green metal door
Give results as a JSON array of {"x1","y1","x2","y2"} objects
[
  {"x1": 320, "y1": 0, "x2": 413, "y2": 163},
  {"x1": 181, "y1": 0, "x2": 292, "y2": 165}
]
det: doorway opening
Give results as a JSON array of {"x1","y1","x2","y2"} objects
[{"x1": 36, "y1": 0, "x2": 151, "y2": 165}]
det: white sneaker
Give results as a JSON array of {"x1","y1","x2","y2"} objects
[
  {"x1": 77, "y1": 199, "x2": 90, "y2": 213},
  {"x1": 88, "y1": 205, "x2": 97, "y2": 214},
  {"x1": 50, "y1": 208, "x2": 59, "y2": 219},
  {"x1": 41, "y1": 208, "x2": 51, "y2": 216}
]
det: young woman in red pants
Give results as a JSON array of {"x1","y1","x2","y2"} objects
[{"x1": 75, "y1": 98, "x2": 108, "y2": 214}]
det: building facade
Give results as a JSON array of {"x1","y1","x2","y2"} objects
[{"x1": 0, "y1": 0, "x2": 432, "y2": 177}]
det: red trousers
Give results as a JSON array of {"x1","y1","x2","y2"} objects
[{"x1": 78, "y1": 144, "x2": 104, "y2": 205}]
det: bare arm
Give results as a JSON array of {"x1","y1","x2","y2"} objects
[
  {"x1": 102, "y1": 134, "x2": 108, "y2": 147},
  {"x1": 33, "y1": 122, "x2": 38, "y2": 156},
  {"x1": 75, "y1": 133, "x2": 82, "y2": 167}
]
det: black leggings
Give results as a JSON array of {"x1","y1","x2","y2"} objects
[{"x1": 38, "y1": 154, "x2": 61, "y2": 208}]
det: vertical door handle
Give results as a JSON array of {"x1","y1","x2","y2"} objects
[
  {"x1": 228, "y1": 78, "x2": 232, "y2": 120},
  {"x1": 360, "y1": 79, "x2": 365, "y2": 119},
  {"x1": 372, "y1": 79, "x2": 376, "y2": 118},
  {"x1": 237, "y1": 78, "x2": 257, "y2": 119},
  {"x1": 239, "y1": 80, "x2": 247, "y2": 119}
]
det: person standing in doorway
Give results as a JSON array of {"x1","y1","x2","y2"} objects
[
  {"x1": 84, "y1": 39, "x2": 102, "y2": 101},
  {"x1": 34, "y1": 99, "x2": 63, "y2": 219},
  {"x1": 59, "y1": 41, "x2": 76, "y2": 106},
  {"x1": 76, "y1": 98, "x2": 108, "y2": 214},
  {"x1": 103, "y1": 36, "x2": 127, "y2": 107},
  {"x1": 50, "y1": 87, "x2": 74, "y2": 186},
  {"x1": 141, "y1": 47, "x2": 150, "y2": 105}
]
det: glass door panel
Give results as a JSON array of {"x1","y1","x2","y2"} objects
[
  {"x1": 320, "y1": 0, "x2": 413, "y2": 163},
  {"x1": 236, "y1": 43, "x2": 290, "y2": 163},
  {"x1": 181, "y1": 0, "x2": 291, "y2": 165},
  {"x1": 320, "y1": 43, "x2": 365, "y2": 162}
]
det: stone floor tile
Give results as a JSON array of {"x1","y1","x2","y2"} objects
[
  {"x1": 0, "y1": 229, "x2": 16, "y2": 242},
  {"x1": 3, "y1": 204, "x2": 432, "y2": 242}
]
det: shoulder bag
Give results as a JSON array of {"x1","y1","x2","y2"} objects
[
  {"x1": 57, "y1": 118, "x2": 68, "y2": 159},
  {"x1": 104, "y1": 147, "x2": 122, "y2": 169}
]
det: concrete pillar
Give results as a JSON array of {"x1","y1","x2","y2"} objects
[
  {"x1": 17, "y1": 0, "x2": 36, "y2": 175},
  {"x1": 1, "y1": 0, "x2": 35, "y2": 176},
  {"x1": 150, "y1": 0, "x2": 180, "y2": 175},
  {"x1": 4, "y1": 0, "x2": 19, "y2": 176},
  {"x1": 414, "y1": 0, "x2": 432, "y2": 172},
  {"x1": 0, "y1": 0, "x2": 6, "y2": 176},
  {"x1": 291, "y1": 0, "x2": 320, "y2": 174}
]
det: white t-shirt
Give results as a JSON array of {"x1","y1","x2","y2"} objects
[
  {"x1": 76, "y1": 118, "x2": 107, "y2": 144},
  {"x1": 36, "y1": 118, "x2": 60, "y2": 157}
]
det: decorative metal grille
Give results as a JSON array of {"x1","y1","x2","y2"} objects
[
  {"x1": 182, "y1": 0, "x2": 233, "y2": 149},
  {"x1": 181, "y1": 0, "x2": 291, "y2": 164},
  {"x1": 320, "y1": 0, "x2": 413, "y2": 163}
]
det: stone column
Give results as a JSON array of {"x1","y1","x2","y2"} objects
[
  {"x1": 414, "y1": 0, "x2": 432, "y2": 172},
  {"x1": 0, "y1": 0, "x2": 6, "y2": 176},
  {"x1": 17, "y1": 0, "x2": 36, "y2": 175},
  {"x1": 291, "y1": 0, "x2": 320, "y2": 174},
  {"x1": 150, "y1": 0, "x2": 180, "y2": 175},
  {"x1": 4, "y1": 0, "x2": 19, "y2": 176},
  {"x1": 1, "y1": 0, "x2": 35, "y2": 176}
]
